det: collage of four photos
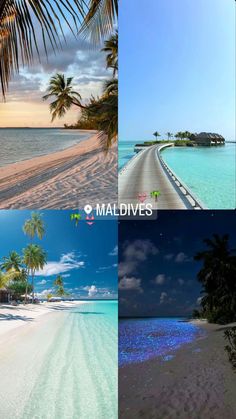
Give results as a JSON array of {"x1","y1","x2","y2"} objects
[{"x1": 0, "y1": 0, "x2": 236, "y2": 418}]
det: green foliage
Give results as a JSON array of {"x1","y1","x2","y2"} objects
[
  {"x1": 194, "y1": 234, "x2": 236, "y2": 325},
  {"x1": 192, "y1": 309, "x2": 200, "y2": 319},
  {"x1": 8, "y1": 281, "x2": 33, "y2": 300},
  {"x1": 224, "y1": 327, "x2": 236, "y2": 370},
  {"x1": 174, "y1": 140, "x2": 192, "y2": 147},
  {"x1": 23, "y1": 212, "x2": 45, "y2": 241}
]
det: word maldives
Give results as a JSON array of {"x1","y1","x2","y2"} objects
[{"x1": 96, "y1": 203, "x2": 153, "y2": 217}]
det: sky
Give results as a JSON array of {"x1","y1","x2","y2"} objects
[
  {"x1": 0, "y1": 5, "x2": 109, "y2": 128},
  {"x1": 119, "y1": 0, "x2": 235, "y2": 142},
  {"x1": 119, "y1": 211, "x2": 236, "y2": 317},
  {"x1": 0, "y1": 211, "x2": 118, "y2": 299}
]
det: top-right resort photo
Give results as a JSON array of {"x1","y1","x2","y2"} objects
[{"x1": 119, "y1": 0, "x2": 236, "y2": 210}]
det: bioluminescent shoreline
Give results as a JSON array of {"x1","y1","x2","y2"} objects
[
  {"x1": 119, "y1": 318, "x2": 205, "y2": 367},
  {"x1": 161, "y1": 143, "x2": 236, "y2": 209}
]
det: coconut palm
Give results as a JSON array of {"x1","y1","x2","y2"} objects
[
  {"x1": 0, "y1": 0, "x2": 117, "y2": 97},
  {"x1": 23, "y1": 212, "x2": 45, "y2": 241},
  {"x1": 43, "y1": 74, "x2": 84, "y2": 121},
  {"x1": 23, "y1": 244, "x2": 47, "y2": 302},
  {"x1": 166, "y1": 132, "x2": 173, "y2": 141},
  {"x1": 101, "y1": 30, "x2": 118, "y2": 76},
  {"x1": 54, "y1": 275, "x2": 63, "y2": 287},
  {"x1": 80, "y1": 0, "x2": 118, "y2": 44},
  {"x1": 194, "y1": 234, "x2": 236, "y2": 324},
  {"x1": 1, "y1": 251, "x2": 22, "y2": 271},
  {"x1": 81, "y1": 77, "x2": 118, "y2": 150},
  {"x1": 153, "y1": 132, "x2": 161, "y2": 142}
]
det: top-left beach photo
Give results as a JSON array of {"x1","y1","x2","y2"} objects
[{"x1": 0, "y1": 1, "x2": 118, "y2": 209}]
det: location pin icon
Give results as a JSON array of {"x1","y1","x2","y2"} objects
[{"x1": 84, "y1": 204, "x2": 93, "y2": 215}]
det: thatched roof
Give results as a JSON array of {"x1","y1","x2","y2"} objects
[{"x1": 190, "y1": 132, "x2": 225, "y2": 140}]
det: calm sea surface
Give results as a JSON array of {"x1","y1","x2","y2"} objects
[
  {"x1": 119, "y1": 141, "x2": 236, "y2": 209},
  {"x1": 22, "y1": 301, "x2": 118, "y2": 419},
  {"x1": 0, "y1": 128, "x2": 91, "y2": 166},
  {"x1": 119, "y1": 317, "x2": 205, "y2": 366},
  {"x1": 161, "y1": 143, "x2": 236, "y2": 209}
]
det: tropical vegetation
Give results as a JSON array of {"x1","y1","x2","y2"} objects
[
  {"x1": 0, "y1": 0, "x2": 118, "y2": 97},
  {"x1": 194, "y1": 234, "x2": 236, "y2": 325},
  {"x1": 0, "y1": 212, "x2": 70, "y2": 304}
]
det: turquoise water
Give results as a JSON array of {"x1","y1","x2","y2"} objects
[
  {"x1": 23, "y1": 301, "x2": 118, "y2": 419},
  {"x1": 161, "y1": 143, "x2": 236, "y2": 209},
  {"x1": 119, "y1": 141, "x2": 141, "y2": 170},
  {"x1": 0, "y1": 128, "x2": 91, "y2": 166},
  {"x1": 119, "y1": 317, "x2": 205, "y2": 366}
]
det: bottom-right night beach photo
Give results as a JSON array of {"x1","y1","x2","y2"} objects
[{"x1": 118, "y1": 211, "x2": 236, "y2": 419}]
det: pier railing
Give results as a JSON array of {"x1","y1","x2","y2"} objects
[{"x1": 157, "y1": 144, "x2": 207, "y2": 210}]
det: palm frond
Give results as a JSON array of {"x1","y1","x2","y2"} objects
[
  {"x1": 0, "y1": 0, "x2": 88, "y2": 98},
  {"x1": 79, "y1": 0, "x2": 118, "y2": 44}
]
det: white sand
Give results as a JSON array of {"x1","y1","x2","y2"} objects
[
  {"x1": 0, "y1": 301, "x2": 87, "y2": 418},
  {"x1": 119, "y1": 321, "x2": 236, "y2": 419}
]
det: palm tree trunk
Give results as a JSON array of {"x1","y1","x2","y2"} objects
[{"x1": 32, "y1": 270, "x2": 35, "y2": 302}]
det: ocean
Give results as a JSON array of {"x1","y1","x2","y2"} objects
[
  {"x1": 0, "y1": 128, "x2": 91, "y2": 167},
  {"x1": 19, "y1": 301, "x2": 117, "y2": 419},
  {"x1": 119, "y1": 317, "x2": 205, "y2": 367},
  {"x1": 119, "y1": 141, "x2": 236, "y2": 209},
  {"x1": 161, "y1": 143, "x2": 236, "y2": 209}
]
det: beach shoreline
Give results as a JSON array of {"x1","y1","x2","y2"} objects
[
  {"x1": 119, "y1": 321, "x2": 236, "y2": 418},
  {"x1": 0, "y1": 132, "x2": 117, "y2": 208}
]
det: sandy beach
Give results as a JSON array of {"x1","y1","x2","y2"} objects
[
  {"x1": 119, "y1": 321, "x2": 236, "y2": 419},
  {"x1": 0, "y1": 132, "x2": 117, "y2": 209},
  {"x1": 0, "y1": 302, "x2": 85, "y2": 418}
]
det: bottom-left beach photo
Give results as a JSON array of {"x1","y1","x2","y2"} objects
[{"x1": 0, "y1": 210, "x2": 118, "y2": 419}]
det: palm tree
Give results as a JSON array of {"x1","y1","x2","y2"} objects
[
  {"x1": 194, "y1": 234, "x2": 236, "y2": 324},
  {"x1": 54, "y1": 275, "x2": 63, "y2": 287},
  {"x1": 1, "y1": 251, "x2": 22, "y2": 271},
  {"x1": 166, "y1": 132, "x2": 173, "y2": 141},
  {"x1": 23, "y1": 244, "x2": 47, "y2": 302},
  {"x1": 0, "y1": 0, "x2": 117, "y2": 97},
  {"x1": 79, "y1": 0, "x2": 118, "y2": 44},
  {"x1": 101, "y1": 30, "x2": 118, "y2": 76},
  {"x1": 43, "y1": 74, "x2": 84, "y2": 121},
  {"x1": 153, "y1": 132, "x2": 161, "y2": 142},
  {"x1": 81, "y1": 77, "x2": 118, "y2": 150},
  {"x1": 23, "y1": 212, "x2": 45, "y2": 241}
]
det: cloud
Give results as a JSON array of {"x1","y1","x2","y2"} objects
[
  {"x1": 35, "y1": 252, "x2": 84, "y2": 276},
  {"x1": 160, "y1": 292, "x2": 168, "y2": 304},
  {"x1": 35, "y1": 288, "x2": 53, "y2": 298},
  {"x1": 119, "y1": 277, "x2": 143, "y2": 293},
  {"x1": 178, "y1": 278, "x2": 185, "y2": 286},
  {"x1": 119, "y1": 239, "x2": 158, "y2": 277},
  {"x1": 87, "y1": 285, "x2": 98, "y2": 297},
  {"x1": 37, "y1": 279, "x2": 47, "y2": 285},
  {"x1": 155, "y1": 274, "x2": 166, "y2": 285},
  {"x1": 175, "y1": 252, "x2": 190, "y2": 263},
  {"x1": 109, "y1": 245, "x2": 118, "y2": 256},
  {"x1": 164, "y1": 253, "x2": 174, "y2": 261}
]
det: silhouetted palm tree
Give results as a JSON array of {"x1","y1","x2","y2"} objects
[
  {"x1": 194, "y1": 234, "x2": 236, "y2": 324},
  {"x1": 43, "y1": 74, "x2": 84, "y2": 121},
  {"x1": 153, "y1": 132, "x2": 161, "y2": 141},
  {"x1": 102, "y1": 30, "x2": 118, "y2": 76},
  {"x1": 0, "y1": 0, "x2": 117, "y2": 97},
  {"x1": 166, "y1": 132, "x2": 173, "y2": 141}
]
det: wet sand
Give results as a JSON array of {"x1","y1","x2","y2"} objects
[
  {"x1": 0, "y1": 133, "x2": 117, "y2": 209},
  {"x1": 119, "y1": 321, "x2": 236, "y2": 419}
]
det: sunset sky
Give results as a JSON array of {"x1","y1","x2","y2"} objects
[{"x1": 0, "y1": 23, "x2": 108, "y2": 127}]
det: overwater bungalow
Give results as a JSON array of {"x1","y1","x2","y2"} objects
[{"x1": 190, "y1": 132, "x2": 225, "y2": 146}]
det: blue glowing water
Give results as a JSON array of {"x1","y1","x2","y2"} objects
[
  {"x1": 161, "y1": 143, "x2": 236, "y2": 209},
  {"x1": 119, "y1": 317, "x2": 204, "y2": 366}
]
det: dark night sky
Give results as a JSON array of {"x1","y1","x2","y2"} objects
[{"x1": 119, "y1": 211, "x2": 236, "y2": 317}]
